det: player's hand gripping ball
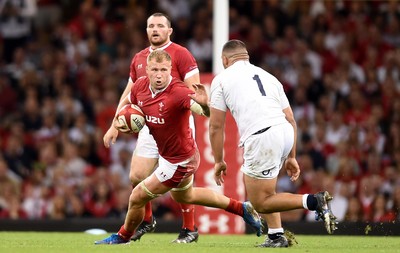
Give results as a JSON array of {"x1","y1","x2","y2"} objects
[{"x1": 116, "y1": 104, "x2": 145, "y2": 133}]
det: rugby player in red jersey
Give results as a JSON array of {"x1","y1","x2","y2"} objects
[
  {"x1": 103, "y1": 13, "x2": 200, "y2": 243},
  {"x1": 95, "y1": 49, "x2": 263, "y2": 245}
]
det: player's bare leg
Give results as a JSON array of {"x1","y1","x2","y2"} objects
[
  {"x1": 129, "y1": 155, "x2": 199, "y2": 243},
  {"x1": 95, "y1": 174, "x2": 263, "y2": 244},
  {"x1": 248, "y1": 177, "x2": 288, "y2": 248},
  {"x1": 171, "y1": 176, "x2": 263, "y2": 237},
  {"x1": 258, "y1": 213, "x2": 289, "y2": 247},
  {"x1": 244, "y1": 175, "x2": 337, "y2": 235},
  {"x1": 129, "y1": 154, "x2": 158, "y2": 241},
  {"x1": 96, "y1": 175, "x2": 197, "y2": 244},
  {"x1": 170, "y1": 115, "x2": 199, "y2": 243},
  {"x1": 95, "y1": 174, "x2": 170, "y2": 244},
  {"x1": 171, "y1": 193, "x2": 198, "y2": 242}
]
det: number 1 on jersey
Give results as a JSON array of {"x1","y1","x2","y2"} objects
[{"x1": 252, "y1": 75, "x2": 266, "y2": 96}]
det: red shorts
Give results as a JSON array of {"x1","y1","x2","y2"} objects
[{"x1": 154, "y1": 148, "x2": 200, "y2": 188}]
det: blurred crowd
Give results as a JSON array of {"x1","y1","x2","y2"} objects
[{"x1": 0, "y1": 0, "x2": 399, "y2": 224}]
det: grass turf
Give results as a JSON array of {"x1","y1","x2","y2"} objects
[{"x1": 0, "y1": 232, "x2": 399, "y2": 253}]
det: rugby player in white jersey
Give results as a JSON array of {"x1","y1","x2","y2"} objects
[{"x1": 209, "y1": 40, "x2": 338, "y2": 247}]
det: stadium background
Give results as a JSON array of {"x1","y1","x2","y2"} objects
[{"x1": 0, "y1": 0, "x2": 399, "y2": 235}]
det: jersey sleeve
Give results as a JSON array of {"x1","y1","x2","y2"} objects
[
  {"x1": 278, "y1": 81, "x2": 290, "y2": 110},
  {"x1": 175, "y1": 47, "x2": 199, "y2": 80},
  {"x1": 209, "y1": 75, "x2": 227, "y2": 112},
  {"x1": 174, "y1": 84, "x2": 193, "y2": 110},
  {"x1": 129, "y1": 89, "x2": 137, "y2": 105},
  {"x1": 128, "y1": 91, "x2": 133, "y2": 103},
  {"x1": 129, "y1": 54, "x2": 138, "y2": 81},
  {"x1": 129, "y1": 77, "x2": 143, "y2": 104}
]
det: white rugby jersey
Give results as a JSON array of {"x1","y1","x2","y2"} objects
[{"x1": 210, "y1": 60, "x2": 290, "y2": 146}]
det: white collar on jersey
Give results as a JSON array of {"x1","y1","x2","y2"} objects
[
  {"x1": 231, "y1": 60, "x2": 250, "y2": 67},
  {"x1": 149, "y1": 41, "x2": 172, "y2": 52},
  {"x1": 149, "y1": 76, "x2": 173, "y2": 98}
]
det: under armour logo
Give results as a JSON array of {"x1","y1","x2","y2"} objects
[
  {"x1": 138, "y1": 101, "x2": 143, "y2": 106},
  {"x1": 198, "y1": 214, "x2": 230, "y2": 233},
  {"x1": 160, "y1": 172, "x2": 167, "y2": 178},
  {"x1": 138, "y1": 64, "x2": 142, "y2": 69}
]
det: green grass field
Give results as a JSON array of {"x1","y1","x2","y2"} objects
[{"x1": 0, "y1": 232, "x2": 399, "y2": 253}]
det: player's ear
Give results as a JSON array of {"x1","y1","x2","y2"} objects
[
  {"x1": 222, "y1": 55, "x2": 229, "y2": 68},
  {"x1": 168, "y1": 27, "x2": 173, "y2": 36}
]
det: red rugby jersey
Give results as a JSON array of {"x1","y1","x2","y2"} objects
[
  {"x1": 129, "y1": 77, "x2": 196, "y2": 163},
  {"x1": 129, "y1": 42, "x2": 198, "y2": 81}
]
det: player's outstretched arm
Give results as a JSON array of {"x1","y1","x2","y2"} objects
[
  {"x1": 103, "y1": 80, "x2": 135, "y2": 148},
  {"x1": 184, "y1": 72, "x2": 200, "y2": 91},
  {"x1": 189, "y1": 84, "x2": 210, "y2": 117}
]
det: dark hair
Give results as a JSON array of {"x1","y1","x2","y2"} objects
[
  {"x1": 222, "y1": 39, "x2": 247, "y2": 52},
  {"x1": 149, "y1": 12, "x2": 172, "y2": 28}
]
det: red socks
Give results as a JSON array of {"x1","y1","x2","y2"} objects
[
  {"x1": 144, "y1": 202, "x2": 196, "y2": 231},
  {"x1": 225, "y1": 198, "x2": 244, "y2": 216},
  {"x1": 117, "y1": 225, "x2": 133, "y2": 241},
  {"x1": 143, "y1": 201, "x2": 197, "y2": 231},
  {"x1": 180, "y1": 203, "x2": 195, "y2": 231},
  {"x1": 143, "y1": 202, "x2": 153, "y2": 222}
]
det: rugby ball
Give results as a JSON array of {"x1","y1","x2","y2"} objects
[{"x1": 117, "y1": 104, "x2": 145, "y2": 133}]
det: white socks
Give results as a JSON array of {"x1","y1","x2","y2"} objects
[
  {"x1": 302, "y1": 194, "x2": 309, "y2": 209},
  {"x1": 268, "y1": 227, "x2": 284, "y2": 234}
]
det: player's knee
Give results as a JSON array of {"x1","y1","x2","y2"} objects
[
  {"x1": 128, "y1": 190, "x2": 143, "y2": 208},
  {"x1": 128, "y1": 185, "x2": 154, "y2": 209},
  {"x1": 129, "y1": 170, "x2": 145, "y2": 185},
  {"x1": 252, "y1": 201, "x2": 267, "y2": 213},
  {"x1": 252, "y1": 195, "x2": 274, "y2": 213}
]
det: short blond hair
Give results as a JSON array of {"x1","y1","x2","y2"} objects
[{"x1": 147, "y1": 50, "x2": 172, "y2": 63}]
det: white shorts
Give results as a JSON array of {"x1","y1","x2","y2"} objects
[
  {"x1": 154, "y1": 149, "x2": 200, "y2": 188},
  {"x1": 134, "y1": 114, "x2": 196, "y2": 158},
  {"x1": 240, "y1": 122, "x2": 294, "y2": 179}
]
